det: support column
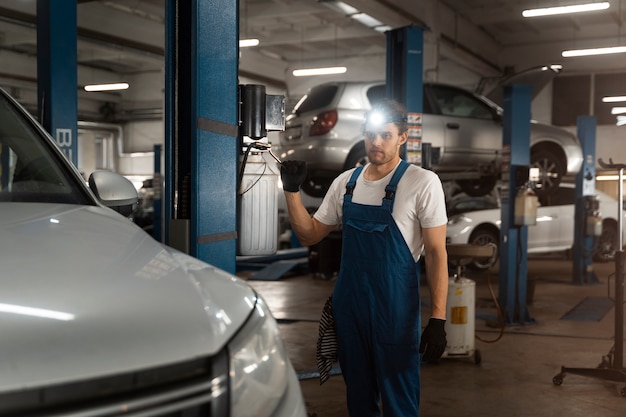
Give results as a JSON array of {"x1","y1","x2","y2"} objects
[
  {"x1": 498, "y1": 84, "x2": 534, "y2": 325},
  {"x1": 386, "y1": 25, "x2": 424, "y2": 162},
  {"x1": 36, "y1": 0, "x2": 78, "y2": 166},
  {"x1": 573, "y1": 116, "x2": 599, "y2": 284},
  {"x1": 164, "y1": 0, "x2": 239, "y2": 273}
]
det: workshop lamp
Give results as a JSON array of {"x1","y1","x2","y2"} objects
[
  {"x1": 84, "y1": 82, "x2": 129, "y2": 92},
  {"x1": 292, "y1": 66, "x2": 347, "y2": 77},
  {"x1": 562, "y1": 45, "x2": 626, "y2": 57},
  {"x1": 522, "y1": 2, "x2": 610, "y2": 17},
  {"x1": 603, "y1": 96, "x2": 626, "y2": 103},
  {"x1": 239, "y1": 38, "x2": 259, "y2": 47}
]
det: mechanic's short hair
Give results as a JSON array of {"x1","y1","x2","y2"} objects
[{"x1": 366, "y1": 99, "x2": 408, "y2": 134}]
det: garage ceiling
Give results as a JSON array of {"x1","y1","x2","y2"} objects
[{"x1": 0, "y1": 0, "x2": 624, "y2": 115}]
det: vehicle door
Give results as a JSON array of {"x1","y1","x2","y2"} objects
[
  {"x1": 529, "y1": 186, "x2": 574, "y2": 252},
  {"x1": 424, "y1": 84, "x2": 502, "y2": 170}
]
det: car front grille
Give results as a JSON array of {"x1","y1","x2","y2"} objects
[{"x1": 0, "y1": 350, "x2": 229, "y2": 417}]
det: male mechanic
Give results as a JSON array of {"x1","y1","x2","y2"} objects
[{"x1": 280, "y1": 99, "x2": 449, "y2": 417}]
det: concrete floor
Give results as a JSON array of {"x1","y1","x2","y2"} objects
[{"x1": 239, "y1": 254, "x2": 626, "y2": 417}]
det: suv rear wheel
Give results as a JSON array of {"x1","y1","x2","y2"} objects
[
  {"x1": 531, "y1": 146, "x2": 565, "y2": 195},
  {"x1": 343, "y1": 143, "x2": 368, "y2": 171}
]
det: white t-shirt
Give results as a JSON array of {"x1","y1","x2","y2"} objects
[{"x1": 313, "y1": 161, "x2": 448, "y2": 261}]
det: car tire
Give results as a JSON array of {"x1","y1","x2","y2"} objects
[
  {"x1": 343, "y1": 142, "x2": 368, "y2": 171},
  {"x1": 457, "y1": 176, "x2": 498, "y2": 197},
  {"x1": 594, "y1": 220, "x2": 618, "y2": 262},
  {"x1": 531, "y1": 147, "x2": 565, "y2": 195},
  {"x1": 467, "y1": 227, "x2": 500, "y2": 271}
]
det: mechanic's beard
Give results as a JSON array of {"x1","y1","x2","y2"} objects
[{"x1": 367, "y1": 149, "x2": 390, "y2": 165}]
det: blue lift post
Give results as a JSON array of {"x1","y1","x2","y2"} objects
[
  {"x1": 572, "y1": 115, "x2": 599, "y2": 284},
  {"x1": 164, "y1": 0, "x2": 239, "y2": 273},
  {"x1": 498, "y1": 84, "x2": 534, "y2": 325},
  {"x1": 385, "y1": 25, "x2": 424, "y2": 117},
  {"x1": 36, "y1": 0, "x2": 78, "y2": 167}
]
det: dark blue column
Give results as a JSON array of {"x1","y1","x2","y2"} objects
[
  {"x1": 164, "y1": 0, "x2": 238, "y2": 273},
  {"x1": 386, "y1": 25, "x2": 424, "y2": 113},
  {"x1": 573, "y1": 116, "x2": 599, "y2": 284},
  {"x1": 499, "y1": 84, "x2": 534, "y2": 325},
  {"x1": 386, "y1": 25, "x2": 424, "y2": 162},
  {"x1": 36, "y1": 0, "x2": 78, "y2": 166}
]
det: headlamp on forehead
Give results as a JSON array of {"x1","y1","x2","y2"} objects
[{"x1": 365, "y1": 110, "x2": 407, "y2": 127}]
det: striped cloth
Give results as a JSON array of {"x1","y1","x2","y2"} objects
[{"x1": 316, "y1": 295, "x2": 338, "y2": 385}]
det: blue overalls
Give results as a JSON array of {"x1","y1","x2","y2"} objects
[{"x1": 332, "y1": 160, "x2": 422, "y2": 417}]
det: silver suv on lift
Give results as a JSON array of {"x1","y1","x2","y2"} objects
[{"x1": 277, "y1": 67, "x2": 583, "y2": 198}]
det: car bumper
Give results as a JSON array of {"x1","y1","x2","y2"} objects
[{"x1": 276, "y1": 139, "x2": 352, "y2": 173}]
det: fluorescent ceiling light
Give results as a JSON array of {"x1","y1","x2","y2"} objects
[
  {"x1": 611, "y1": 107, "x2": 626, "y2": 115},
  {"x1": 321, "y1": 1, "x2": 390, "y2": 32},
  {"x1": 324, "y1": 1, "x2": 359, "y2": 15},
  {"x1": 562, "y1": 46, "x2": 626, "y2": 57},
  {"x1": 239, "y1": 38, "x2": 259, "y2": 48},
  {"x1": 374, "y1": 25, "x2": 393, "y2": 33},
  {"x1": 603, "y1": 96, "x2": 626, "y2": 103},
  {"x1": 618, "y1": 115, "x2": 626, "y2": 126},
  {"x1": 292, "y1": 66, "x2": 347, "y2": 77},
  {"x1": 350, "y1": 12, "x2": 383, "y2": 27},
  {"x1": 84, "y1": 82, "x2": 129, "y2": 92},
  {"x1": 523, "y1": 2, "x2": 610, "y2": 17}
]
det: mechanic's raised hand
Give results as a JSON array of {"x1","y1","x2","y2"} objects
[
  {"x1": 280, "y1": 160, "x2": 307, "y2": 193},
  {"x1": 419, "y1": 318, "x2": 447, "y2": 363}
]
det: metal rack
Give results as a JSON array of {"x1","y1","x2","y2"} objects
[{"x1": 552, "y1": 158, "x2": 626, "y2": 396}]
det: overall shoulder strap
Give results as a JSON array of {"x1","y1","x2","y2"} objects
[
  {"x1": 343, "y1": 166, "x2": 364, "y2": 203},
  {"x1": 382, "y1": 160, "x2": 410, "y2": 211}
]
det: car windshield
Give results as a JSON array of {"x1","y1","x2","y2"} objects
[
  {"x1": 447, "y1": 195, "x2": 499, "y2": 217},
  {"x1": 0, "y1": 90, "x2": 92, "y2": 205},
  {"x1": 293, "y1": 84, "x2": 338, "y2": 114}
]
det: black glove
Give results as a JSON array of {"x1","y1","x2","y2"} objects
[
  {"x1": 419, "y1": 318, "x2": 447, "y2": 363},
  {"x1": 280, "y1": 160, "x2": 307, "y2": 192}
]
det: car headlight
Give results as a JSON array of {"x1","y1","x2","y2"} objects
[{"x1": 229, "y1": 295, "x2": 290, "y2": 417}]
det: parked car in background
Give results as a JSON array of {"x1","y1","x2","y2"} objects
[
  {"x1": 277, "y1": 67, "x2": 583, "y2": 198},
  {"x1": 446, "y1": 183, "x2": 623, "y2": 270},
  {"x1": 0, "y1": 87, "x2": 306, "y2": 416}
]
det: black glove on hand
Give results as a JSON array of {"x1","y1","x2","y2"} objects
[
  {"x1": 280, "y1": 160, "x2": 307, "y2": 192},
  {"x1": 419, "y1": 318, "x2": 447, "y2": 363}
]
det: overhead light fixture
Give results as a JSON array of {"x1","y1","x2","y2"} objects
[
  {"x1": 321, "y1": 0, "x2": 391, "y2": 32},
  {"x1": 350, "y1": 13, "x2": 384, "y2": 28},
  {"x1": 562, "y1": 46, "x2": 626, "y2": 57},
  {"x1": 611, "y1": 107, "x2": 626, "y2": 115},
  {"x1": 523, "y1": 2, "x2": 610, "y2": 17},
  {"x1": 618, "y1": 115, "x2": 626, "y2": 126},
  {"x1": 603, "y1": 96, "x2": 626, "y2": 103},
  {"x1": 239, "y1": 38, "x2": 259, "y2": 48},
  {"x1": 84, "y1": 82, "x2": 129, "y2": 92},
  {"x1": 292, "y1": 66, "x2": 347, "y2": 77}
]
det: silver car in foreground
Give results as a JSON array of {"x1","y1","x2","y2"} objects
[
  {"x1": 446, "y1": 183, "x2": 623, "y2": 270},
  {"x1": 0, "y1": 87, "x2": 306, "y2": 416},
  {"x1": 278, "y1": 69, "x2": 583, "y2": 198}
]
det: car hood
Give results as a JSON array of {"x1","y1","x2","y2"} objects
[{"x1": 0, "y1": 203, "x2": 255, "y2": 391}]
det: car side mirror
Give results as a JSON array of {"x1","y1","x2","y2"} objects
[
  {"x1": 88, "y1": 170, "x2": 138, "y2": 216},
  {"x1": 492, "y1": 108, "x2": 503, "y2": 122}
]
